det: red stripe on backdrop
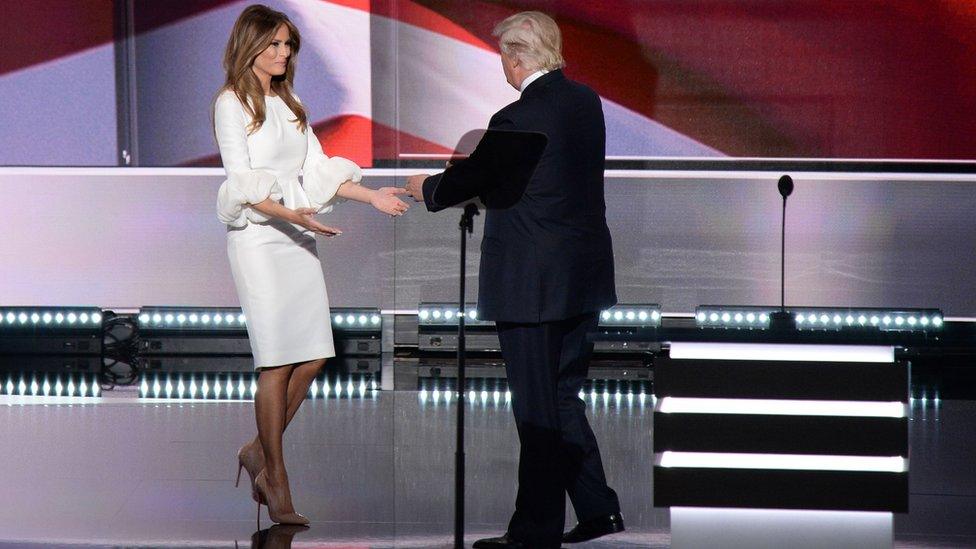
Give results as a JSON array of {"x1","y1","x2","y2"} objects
[
  {"x1": 0, "y1": 0, "x2": 114, "y2": 75},
  {"x1": 324, "y1": 115, "x2": 458, "y2": 164},
  {"x1": 370, "y1": 0, "x2": 494, "y2": 52},
  {"x1": 312, "y1": 115, "x2": 373, "y2": 167},
  {"x1": 327, "y1": 0, "x2": 371, "y2": 12}
]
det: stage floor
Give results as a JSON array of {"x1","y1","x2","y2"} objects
[{"x1": 0, "y1": 385, "x2": 973, "y2": 548}]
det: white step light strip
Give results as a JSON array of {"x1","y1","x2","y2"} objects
[
  {"x1": 655, "y1": 397, "x2": 906, "y2": 418},
  {"x1": 670, "y1": 507, "x2": 894, "y2": 549},
  {"x1": 669, "y1": 342, "x2": 895, "y2": 363},
  {"x1": 656, "y1": 451, "x2": 907, "y2": 473}
]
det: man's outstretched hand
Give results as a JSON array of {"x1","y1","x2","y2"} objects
[{"x1": 405, "y1": 174, "x2": 430, "y2": 202}]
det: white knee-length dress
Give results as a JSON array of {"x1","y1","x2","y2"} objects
[{"x1": 213, "y1": 89, "x2": 361, "y2": 369}]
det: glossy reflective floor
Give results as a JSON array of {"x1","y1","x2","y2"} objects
[{"x1": 0, "y1": 382, "x2": 973, "y2": 548}]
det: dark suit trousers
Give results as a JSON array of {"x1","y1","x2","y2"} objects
[{"x1": 496, "y1": 313, "x2": 621, "y2": 545}]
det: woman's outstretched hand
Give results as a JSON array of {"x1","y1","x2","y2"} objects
[
  {"x1": 293, "y1": 207, "x2": 342, "y2": 237},
  {"x1": 370, "y1": 187, "x2": 410, "y2": 217}
]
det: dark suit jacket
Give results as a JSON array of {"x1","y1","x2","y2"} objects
[{"x1": 422, "y1": 70, "x2": 616, "y2": 323}]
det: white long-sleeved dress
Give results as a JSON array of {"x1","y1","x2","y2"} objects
[{"x1": 214, "y1": 89, "x2": 361, "y2": 369}]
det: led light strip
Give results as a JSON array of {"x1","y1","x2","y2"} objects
[
  {"x1": 695, "y1": 306, "x2": 942, "y2": 332},
  {"x1": 669, "y1": 342, "x2": 895, "y2": 363},
  {"x1": 655, "y1": 451, "x2": 907, "y2": 473},
  {"x1": 599, "y1": 306, "x2": 662, "y2": 326},
  {"x1": 308, "y1": 378, "x2": 375, "y2": 398},
  {"x1": 696, "y1": 308, "x2": 772, "y2": 328},
  {"x1": 420, "y1": 388, "x2": 511, "y2": 406},
  {"x1": 793, "y1": 310, "x2": 942, "y2": 330},
  {"x1": 138, "y1": 374, "x2": 376, "y2": 400},
  {"x1": 417, "y1": 387, "x2": 652, "y2": 407},
  {"x1": 0, "y1": 309, "x2": 103, "y2": 327},
  {"x1": 140, "y1": 375, "x2": 257, "y2": 400},
  {"x1": 138, "y1": 308, "x2": 381, "y2": 330},
  {"x1": 138, "y1": 310, "x2": 246, "y2": 328},
  {"x1": 0, "y1": 375, "x2": 100, "y2": 397},
  {"x1": 418, "y1": 304, "x2": 661, "y2": 327},
  {"x1": 417, "y1": 304, "x2": 489, "y2": 326},
  {"x1": 655, "y1": 397, "x2": 906, "y2": 418},
  {"x1": 332, "y1": 312, "x2": 382, "y2": 327}
]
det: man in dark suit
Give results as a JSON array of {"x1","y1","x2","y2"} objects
[{"x1": 405, "y1": 11, "x2": 624, "y2": 549}]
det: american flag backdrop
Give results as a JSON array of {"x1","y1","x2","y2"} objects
[
  {"x1": 1, "y1": 1, "x2": 118, "y2": 166},
  {"x1": 2, "y1": 1, "x2": 975, "y2": 167}
]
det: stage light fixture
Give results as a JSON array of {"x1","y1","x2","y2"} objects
[
  {"x1": 696, "y1": 305, "x2": 942, "y2": 332},
  {"x1": 695, "y1": 306, "x2": 774, "y2": 329},
  {"x1": 0, "y1": 306, "x2": 104, "y2": 360},
  {"x1": 418, "y1": 303, "x2": 493, "y2": 327},
  {"x1": 0, "y1": 307, "x2": 103, "y2": 330},
  {"x1": 791, "y1": 307, "x2": 942, "y2": 332},
  {"x1": 417, "y1": 302, "x2": 498, "y2": 353},
  {"x1": 138, "y1": 306, "x2": 382, "y2": 358},
  {"x1": 138, "y1": 307, "x2": 247, "y2": 331},
  {"x1": 418, "y1": 303, "x2": 661, "y2": 356}
]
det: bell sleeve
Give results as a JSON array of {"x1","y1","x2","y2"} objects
[
  {"x1": 213, "y1": 91, "x2": 283, "y2": 227},
  {"x1": 301, "y1": 125, "x2": 362, "y2": 214}
]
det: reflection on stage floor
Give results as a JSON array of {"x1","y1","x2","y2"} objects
[{"x1": 0, "y1": 382, "x2": 973, "y2": 548}]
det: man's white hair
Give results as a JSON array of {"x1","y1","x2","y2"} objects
[{"x1": 492, "y1": 11, "x2": 565, "y2": 72}]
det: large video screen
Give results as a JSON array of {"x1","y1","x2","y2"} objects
[
  {"x1": 4, "y1": 1, "x2": 974, "y2": 166},
  {"x1": 135, "y1": 0, "x2": 976, "y2": 166}
]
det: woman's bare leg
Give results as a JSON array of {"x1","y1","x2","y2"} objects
[
  {"x1": 245, "y1": 358, "x2": 326, "y2": 465},
  {"x1": 255, "y1": 364, "x2": 296, "y2": 512},
  {"x1": 284, "y1": 358, "x2": 326, "y2": 430}
]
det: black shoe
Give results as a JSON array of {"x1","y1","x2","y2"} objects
[
  {"x1": 473, "y1": 533, "x2": 561, "y2": 549},
  {"x1": 562, "y1": 512, "x2": 625, "y2": 543}
]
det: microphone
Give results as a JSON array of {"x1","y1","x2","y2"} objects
[
  {"x1": 770, "y1": 175, "x2": 796, "y2": 331},
  {"x1": 778, "y1": 175, "x2": 794, "y2": 199},
  {"x1": 461, "y1": 202, "x2": 479, "y2": 234}
]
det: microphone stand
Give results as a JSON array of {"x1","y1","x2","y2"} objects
[
  {"x1": 769, "y1": 175, "x2": 796, "y2": 332},
  {"x1": 455, "y1": 202, "x2": 478, "y2": 548}
]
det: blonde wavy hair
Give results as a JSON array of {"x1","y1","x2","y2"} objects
[
  {"x1": 221, "y1": 4, "x2": 307, "y2": 134},
  {"x1": 492, "y1": 11, "x2": 566, "y2": 72}
]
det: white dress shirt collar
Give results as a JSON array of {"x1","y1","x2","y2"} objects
[{"x1": 519, "y1": 69, "x2": 549, "y2": 93}]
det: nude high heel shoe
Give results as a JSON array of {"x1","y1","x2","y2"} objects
[
  {"x1": 254, "y1": 470, "x2": 310, "y2": 526},
  {"x1": 236, "y1": 441, "x2": 266, "y2": 504}
]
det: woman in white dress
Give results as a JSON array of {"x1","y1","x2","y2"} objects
[{"x1": 214, "y1": 5, "x2": 408, "y2": 525}]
